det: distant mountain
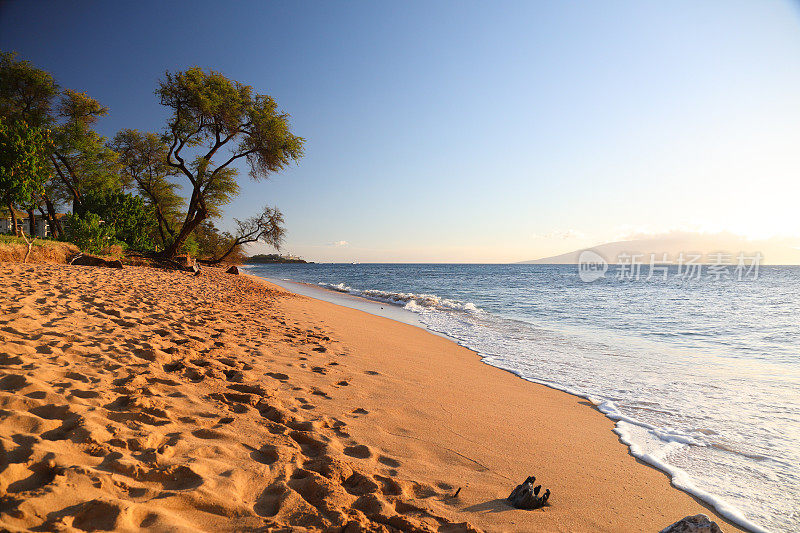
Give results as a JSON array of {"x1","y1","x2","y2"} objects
[{"x1": 520, "y1": 232, "x2": 800, "y2": 265}]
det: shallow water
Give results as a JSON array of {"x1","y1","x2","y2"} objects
[{"x1": 247, "y1": 263, "x2": 800, "y2": 532}]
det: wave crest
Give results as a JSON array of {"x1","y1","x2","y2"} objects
[{"x1": 317, "y1": 282, "x2": 480, "y2": 313}]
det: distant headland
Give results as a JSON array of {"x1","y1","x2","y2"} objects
[{"x1": 245, "y1": 253, "x2": 312, "y2": 264}]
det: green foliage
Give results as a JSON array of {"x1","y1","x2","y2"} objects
[
  {"x1": 179, "y1": 233, "x2": 199, "y2": 257},
  {"x1": 0, "y1": 51, "x2": 59, "y2": 128},
  {"x1": 64, "y1": 212, "x2": 116, "y2": 254},
  {"x1": 156, "y1": 67, "x2": 304, "y2": 257},
  {"x1": 76, "y1": 191, "x2": 156, "y2": 251},
  {"x1": 2, "y1": 55, "x2": 304, "y2": 260},
  {"x1": 50, "y1": 90, "x2": 120, "y2": 209},
  {"x1": 0, "y1": 51, "x2": 121, "y2": 214},
  {"x1": 109, "y1": 129, "x2": 184, "y2": 248},
  {"x1": 0, "y1": 118, "x2": 52, "y2": 211},
  {"x1": 190, "y1": 220, "x2": 233, "y2": 258}
]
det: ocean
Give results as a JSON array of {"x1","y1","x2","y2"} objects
[{"x1": 246, "y1": 263, "x2": 799, "y2": 533}]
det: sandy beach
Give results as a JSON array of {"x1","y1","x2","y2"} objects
[{"x1": 0, "y1": 263, "x2": 744, "y2": 532}]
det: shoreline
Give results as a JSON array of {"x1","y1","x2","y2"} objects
[
  {"x1": 244, "y1": 272, "x2": 751, "y2": 532},
  {"x1": 250, "y1": 272, "x2": 765, "y2": 533},
  {"x1": 0, "y1": 263, "x2": 748, "y2": 532}
]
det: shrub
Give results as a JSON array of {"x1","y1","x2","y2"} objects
[
  {"x1": 64, "y1": 212, "x2": 117, "y2": 254},
  {"x1": 76, "y1": 191, "x2": 156, "y2": 251}
]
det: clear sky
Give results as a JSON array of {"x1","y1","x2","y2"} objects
[{"x1": 2, "y1": 1, "x2": 799, "y2": 262}]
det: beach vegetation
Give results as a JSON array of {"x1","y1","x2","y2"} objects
[
  {"x1": 155, "y1": 67, "x2": 304, "y2": 258},
  {"x1": 1, "y1": 53, "x2": 303, "y2": 263},
  {"x1": 0, "y1": 117, "x2": 52, "y2": 235},
  {"x1": 209, "y1": 204, "x2": 284, "y2": 263},
  {"x1": 49, "y1": 89, "x2": 121, "y2": 213},
  {"x1": 75, "y1": 190, "x2": 156, "y2": 251},
  {"x1": 0, "y1": 51, "x2": 121, "y2": 239},
  {"x1": 64, "y1": 211, "x2": 117, "y2": 255},
  {"x1": 0, "y1": 234, "x2": 79, "y2": 263},
  {"x1": 110, "y1": 129, "x2": 184, "y2": 250}
]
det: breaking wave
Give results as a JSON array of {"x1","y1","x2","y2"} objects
[{"x1": 316, "y1": 282, "x2": 481, "y2": 313}]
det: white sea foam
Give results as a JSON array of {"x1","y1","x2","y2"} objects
[{"x1": 317, "y1": 282, "x2": 481, "y2": 313}]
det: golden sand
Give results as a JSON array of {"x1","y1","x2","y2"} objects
[{"x1": 0, "y1": 264, "x2": 743, "y2": 532}]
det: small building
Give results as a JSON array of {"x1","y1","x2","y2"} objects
[{"x1": 0, "y1": 208, "x2": 66, "y2": 238}]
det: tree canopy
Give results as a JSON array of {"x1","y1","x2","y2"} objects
[
  {"x1": 0, "y1": 118, "x2": 52, "y2": 234},
  {"x1": 156, "y1": 67, "x2": 304, "y2": 257},
  {"x1": 0, "y1": 51, "x2": 58, "y2": 128},
  {"x1": 110, "y1": 129, "x2": 184, "y2": 248}
]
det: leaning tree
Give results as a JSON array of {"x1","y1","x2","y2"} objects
[{"x1": 156, "y1": 67, "x2": 304, "y2": 258}]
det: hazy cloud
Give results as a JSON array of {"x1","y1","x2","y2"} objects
[
  {"x1": 329, "y1": 240, "x2": 350, "y2": 247},
  {"x1": 533, "y1": 229, "x2": 586, "y2": 240}
]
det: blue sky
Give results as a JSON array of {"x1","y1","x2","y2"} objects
[{"x1": 2, "y1": 1, "x2": 799, "y2": 262}]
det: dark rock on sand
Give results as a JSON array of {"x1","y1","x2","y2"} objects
[
  {"x1": 660, "y1": 514, "x2": 723, "y2": 533},
  {"x1": 226, "y1": 265, "x2": 240, "y2": 275},
  {"x1": 507, "y1": 476, "x2": 550, "y2": 509}
]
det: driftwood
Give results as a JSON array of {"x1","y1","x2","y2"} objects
[
  {"x1": 507, "y1": 476, "x2": 550, "y2": 510},
  {"x1": 70, "y1": 254, "x2": 123, "y2": 269},
  {"x1": 20, "y1": 232, "x2": 34, "y2": 264},
  {"x1": 125, "y1": 251, "x2": 204, "y2": 274}
]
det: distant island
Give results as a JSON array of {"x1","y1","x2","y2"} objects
[
  {"x1": 520, "y1": 232, "x2": 800, "y2": 265},
  {"x1": 245, "y1": 253, "x2": 312, "y2": 264}
]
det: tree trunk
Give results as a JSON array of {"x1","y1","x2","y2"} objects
[
  {"x1": 27, "y1": 207, "x2": 36, "y2": 237},
  {"x1": 160, "y1": 188, "x2": 206, "y2": 258},
  {"x1": 43, "y1": 194, "x2": 63, "y2": 239},
  {"x1": 7, "y1": 199, "x2": 19, "y2": 236},
  {"x1": 152, "y1": 203, "x2": 174, "y2": 249},
  {"x1": 161, "y1": 211, "x2": 205, "y2": 258},
  {"x1": 50, "y1": 153, "x2": 82, "y2": 211}
]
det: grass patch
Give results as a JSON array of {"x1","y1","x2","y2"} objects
[{"x1": 0, "y1": 235, "x2": 81, "y2": 263}]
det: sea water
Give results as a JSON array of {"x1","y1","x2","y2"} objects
[{"x1": 246, "y1": 263, "x2": 800, "y2": 532}]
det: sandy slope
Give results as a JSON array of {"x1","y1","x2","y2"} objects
[{"x1": 0, "y1": 264, "x2": 741, "y2": 532}]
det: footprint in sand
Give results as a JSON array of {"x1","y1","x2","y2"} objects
[
  {"x1": 70, "y1": 389, "x2": 100, "y2": 399},
  {"x1": 343, "y1": 444, "x2": 373, "y2": 459},
  {"x1": 364, "y1": 370, "x2": 380, "y2": 376},
  {"x1": 0, "y1": 374, "x2": 28, "y2": 391},
  {"x1": 378, "y1": 455, "x2": 401, "y2": 468},
  {"x1": 266, "y1": 372, "x2": 289, "y2": 382},
  {"x1": 0, "y1": 354, "x2": 23, "y2": 365},
  {"x1": 192, "y1": 428, "x2": 227, "y2": 440}
]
